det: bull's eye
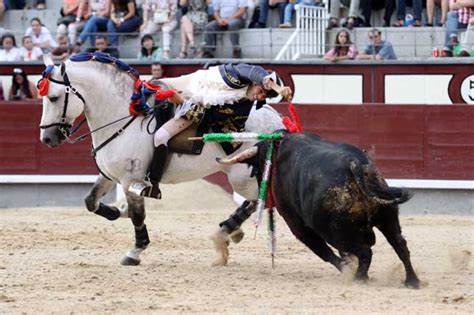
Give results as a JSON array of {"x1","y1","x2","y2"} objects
[{"x1": 49, "y1": 96, "x2": 59, "y2": 103}]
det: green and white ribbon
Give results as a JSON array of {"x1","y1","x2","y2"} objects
[
  {"x1": 253, "y1": 141, "x2": 274, "y2": 238},
  {"x1": 201, "y1": 132, "x2": 284, "y2": 143}
]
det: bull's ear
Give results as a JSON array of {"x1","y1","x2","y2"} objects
[{"x1": 43, "y1": 55, "x2": 54, "y2": 66}]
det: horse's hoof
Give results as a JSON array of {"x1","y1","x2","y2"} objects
[
  {"x1": 405, "y1": 278, "x2": 421, "y2": 289},
  {"x1": 212, "y1": 257, "x2": 228, "y2": 267},
  {"x1": 230, "y1": 229, "x2": 245, "y2": 244},
  {"x1": 121, "y1": 256, "x2": 141, "y2": 266}
]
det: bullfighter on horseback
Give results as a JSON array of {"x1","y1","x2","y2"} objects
[{"x1": 130, "y1": 63, "x2": 293, "y2": 199}]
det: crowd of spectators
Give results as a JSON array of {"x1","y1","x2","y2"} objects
[{"x1": 0, "y1": 0, "x2": 472, "y2": 63}]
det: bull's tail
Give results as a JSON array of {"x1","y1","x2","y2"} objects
[{"x1": 349, "y1": 161, "x2": 412, "y2": 206}]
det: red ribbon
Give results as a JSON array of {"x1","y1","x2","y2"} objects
[
  {"x1": 38, "y1": 79, "x2": 49, "y2": 97},
  {"x1": 282, "y1": 103, "x2": 303, "y2": 133}
]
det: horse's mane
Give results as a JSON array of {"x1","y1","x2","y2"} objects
[{"x1": 67, "y1": 52, "x2": 139, "y2": 101}]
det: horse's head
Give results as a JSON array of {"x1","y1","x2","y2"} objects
[{"x1": 39, "y1": 56, "x2": 85, "y2": 147}]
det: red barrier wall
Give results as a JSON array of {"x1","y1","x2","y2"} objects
[{"x1": 1, "y1": 102, "x2": 473, "y2": 180}]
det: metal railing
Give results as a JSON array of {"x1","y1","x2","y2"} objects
[{"x1": 275, "y1": 4, "x2": 329, "y2": 61}]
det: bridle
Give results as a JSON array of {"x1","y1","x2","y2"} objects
[
  {"x1": 38, "y1": 63, "x2": 86, "y2": 140},
  {"x1": 37, "y1": 62, "x2": 138, "y2": 153}
]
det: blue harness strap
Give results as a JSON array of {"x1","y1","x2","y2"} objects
[{"x1": 70, "y1": 52, "x2": 140, "y2": 79}]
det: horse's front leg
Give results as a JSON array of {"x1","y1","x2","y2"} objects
[
  {"x1": 120, "y1": 192, "x2": 150, "y2": 266},
  {"x1": 85, "y1": 175, "x2": 124, "y2": 220}
]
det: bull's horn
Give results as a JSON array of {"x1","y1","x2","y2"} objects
[{"x1": 216, "y1": 146, "x2": 258, "y2": 165}]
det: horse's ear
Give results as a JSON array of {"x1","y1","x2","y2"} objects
[{"x1": 43, "y1": 55, "x2": 54, "y2": 66}]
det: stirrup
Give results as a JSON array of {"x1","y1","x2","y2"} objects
[{"x1": 129, "y1": 181, "x2": 162, "y2": 199}]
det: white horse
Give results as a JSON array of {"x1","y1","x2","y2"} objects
[{"x1": 38, "y1": 55, "x2": 284, "y2": 266}]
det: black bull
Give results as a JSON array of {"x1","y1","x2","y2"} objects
[{"x1": 218, "y1": 132, "x2": 420, "y2": 289}]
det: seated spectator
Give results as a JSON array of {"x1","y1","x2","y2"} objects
[
  {"x1": 50, "y1": 36, "x2": 72, "y2": 61},
  {"x1": 20, "y1": 36, "x2": 44, "y2": 61},
  {"x1": 356, "y1": 29, "x2": 397, "y2": 60},
  {"x1": 359, "y1": 0, "x2": 394, "y2": 27},
  {"x1": 256, "y1": 0, "x2": 287, "y2": 28},
  {"x1": 2, "y1": 0, "x2": 26, "y2": 12},
  {"x1": 0, "y1": 1, "x2": 6, "y2": 19},
  {"x1": 444, "y1": 0, "x2": 473, "y2": 52},
  {"x1": 197, "y1": 0, "x2": 247, "y2": 58},
  {"x1": 323, "y1": 29, "x2": 358, "y2": 62},
  {"x1": 0, "y1": 33, "x2": 21, "y2": 62},
  {"x1": 57, "y1": 0, "x2": 89, "y2": 46},
  {"x1": 280, "y1": 0, "x2": 319, "y2": 28},
  {"x1": 138, "y1": 34, "x2": 162, "y2": 60},
  {"x1": 179, "y1": 0, "x2": 208, "y2": 58},
  {"x1": 426, "y1": 0, "x2": 448, "y2": 26},
  {"x1": 25, "y1": 18, "x2": 58, "y2": 53},
  {"x1": 327, "y1": 0, "x2": 360, "y2": 30},
  {"x1": 140, "y1": 0, "x2": 178, "y2": 59},
  {"x1": 8, "y1": 68, "x2": 38, "y2": 101},
  {"x1": 107, "y1": 0, "x2": 142, "y2": 48},
  {"x1": 393, "y1": 0, "x2": 422, "y2": 27},
  {"x1": 87, "y1": 34, "x2": 120, "y2": 57},
  {"x1": 149, "y1": 61, "x2": 164, "y2": 81},
  {"x1": 77, "y1": 0, "x2": 112, "y2": 46}
]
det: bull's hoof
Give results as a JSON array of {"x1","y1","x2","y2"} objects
[
  {"x1": 121, "y1": 256, "x2": 141, "y2": 266},
  {"x1": 229, "y1": 229, "x2": 245, "y2": 244},
  {"x1": 405, "y1": 278, "x2": 421, "y2": 289},
  {"x1": 354, "y1": 273, "x2": 369, "y2": 283}
]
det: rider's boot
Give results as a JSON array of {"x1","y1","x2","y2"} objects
[{"x1": 130, "y1": 145, "x2": 168, "y2": 199}]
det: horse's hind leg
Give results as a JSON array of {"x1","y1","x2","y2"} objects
[
  {"x1": 211, "y1": 200, "x2": 256, "y2": 266},
  {"x1": 121, "y1": 192, "x2": 150, "y2": 266},
  {"x1": 211, "y1": 165, "x2": 257, "y2": 266},
  {"x1": 85, "y1": 175, "x2": 122, "y2": 220}
]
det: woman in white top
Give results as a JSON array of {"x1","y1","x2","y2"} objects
[
  {"x1": 0, "y1": 33, "x2": 21, "y2": 62},
  {"x1": 24, "y1": 18, "x2": 58, "y2": 53},
  {"x1": 140, "y1": 0, "x2": 178, "y2": 59}
]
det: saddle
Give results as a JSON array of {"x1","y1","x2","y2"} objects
[
  {"x1": 149, "y1": 79, "x2": 255, "y2": 156},
  {"x1": 149, "y1": 79, "x2": 205, "y2": 155}
]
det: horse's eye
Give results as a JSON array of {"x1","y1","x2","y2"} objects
[{"x1": 49, "y1": 96, "x2": 59, "y2": 103}]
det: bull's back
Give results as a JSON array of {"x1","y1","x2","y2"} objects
[{"x1": 274, "y1": 133, "x2": 371, "y2": 232}]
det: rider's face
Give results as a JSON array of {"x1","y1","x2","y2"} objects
[{"x1": 247, "y1": 85, "x2": 266, "y2": 101}]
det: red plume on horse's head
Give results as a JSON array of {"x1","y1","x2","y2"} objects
[{"x1": 37, "y1": 64, "x2": 55, "y2": 97}]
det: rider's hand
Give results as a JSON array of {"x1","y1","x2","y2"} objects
[{"x1": 279, "y1": 86, "x2": 293, "y2": 101}]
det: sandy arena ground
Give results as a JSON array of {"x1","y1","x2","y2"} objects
[{"x1": 1, "y1": 180, "x2": 473, "y2": 314}]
